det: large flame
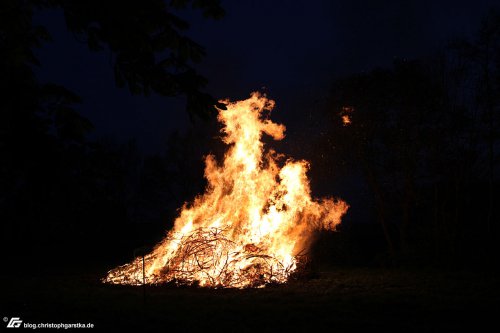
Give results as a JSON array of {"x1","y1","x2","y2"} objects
[{"x1": 104, "y1": 92, "x2": 348, "y2": 288}]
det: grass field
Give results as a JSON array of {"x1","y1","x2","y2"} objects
[{"x1": 2, "y1": 267, "x2": 498, "y2": 332}]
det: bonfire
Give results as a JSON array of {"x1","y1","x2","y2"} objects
[{"x1": 104, "y1": 92, "x2": 348, "y2": 288}]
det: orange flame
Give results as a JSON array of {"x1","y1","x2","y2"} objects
[
  {"x1": 342, "y1": 114, "x2": 351, "y2": 125},
  {"x1": 341, "y1": 106, "x2": 354, "y2": 126},
  {"x1": 104, "y1": 92, "x2": 348, "y2": 288}
]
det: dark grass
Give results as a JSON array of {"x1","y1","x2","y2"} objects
[{"x1": 1, "y1": 267, "x2": 499, "y2": 332}]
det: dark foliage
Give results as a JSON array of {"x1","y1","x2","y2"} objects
[
  {"x1": 1, "y1": 1, "x2": 499, "y2": 277},
  {"x1": 308, "y1": 10, "x2": 500, "y2": 268},
  {"x1": 0, "y1": 0, "x2": 223, "y2": 271}
]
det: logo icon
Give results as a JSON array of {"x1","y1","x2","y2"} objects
[{"x1": 6, "y1": 317, "x2": 22, "y2": 328}]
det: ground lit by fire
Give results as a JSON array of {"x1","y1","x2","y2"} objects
[{"x1": 104, "y1": 93, "x2": 348, "y2": 288}]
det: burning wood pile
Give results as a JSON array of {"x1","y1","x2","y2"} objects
[
  {"x1": 104, "y1": 93, "x2": 348, "y2": 288},
  {"x1": 106, "y1": 227, "x2": 297, "y2": 288}
]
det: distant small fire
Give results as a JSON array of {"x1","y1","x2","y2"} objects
[
  {"x1": 342, "y1": 115, "x2": 351, "y2": 125},
  {"x1": 341, "y1": 106, "x2": 354, "y2": 126},
  {"x1": 104, "y1": 93, "x2": 348, "y2": 288}
]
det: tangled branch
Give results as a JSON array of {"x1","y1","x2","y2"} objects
[{"x1": 104, "y1": 227, "x2": 300, "y2": 288}]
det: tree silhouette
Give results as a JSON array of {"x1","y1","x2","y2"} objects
[
  {"x1": 316, "y1": 46, "x2": 499, "y2": 266},
  {"x1": 456, "y1": 10, "x2": 500, "y2": 237},
  {"x1": 0, "y1": 0, "x2": 225, "y2": 270},
  {"x1": 55, "y1": 0, "x2": 225, "y2": 118},
  {"x1": 323, "y1": 60, "x2": 446, "y2": 262}
]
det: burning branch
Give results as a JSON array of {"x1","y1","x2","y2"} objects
[{"x1": 103, "y1": 93, "x2": 348, "y2": 288}]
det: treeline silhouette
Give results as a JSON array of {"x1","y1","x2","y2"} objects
[
  {"x1": 309, "y1": 10, "x2": 500, "y2": 269},
  {"x1": 1, "y1": 2, "x2": 498, "y2": 273},
  {"x1": 0, "y1": 0, "x2": 224, "y2": 272}
]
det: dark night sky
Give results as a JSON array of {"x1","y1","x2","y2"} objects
[{"x1": 33, "y1": 0, "x2": 498, "y2": 154}]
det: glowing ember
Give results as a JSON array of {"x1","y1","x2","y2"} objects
[
  {"x1": 341, "y1": 106, "x2": 353, "y2": 126},
  {"x1": 104, "y1": 92, "x2": 348, "y2": 288},
  {"x1": 342, "y1": 115, "x2": 351, "y2": 125}
]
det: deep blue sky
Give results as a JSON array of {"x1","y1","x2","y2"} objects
[{"x1": 34, "y1": 0, "x2": 498, "y2": 153}]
